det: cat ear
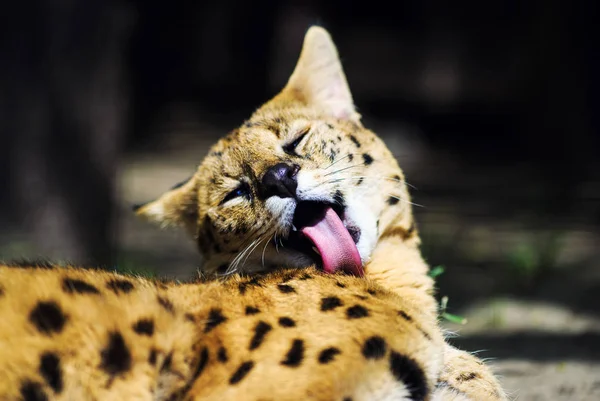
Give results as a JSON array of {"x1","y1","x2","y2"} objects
[
  {"x1": 282, "y1": 26, "x2": 361, "y2": 123},
  {"x1": 133, "y1": 176, "x2": 198, "y2": 234}
]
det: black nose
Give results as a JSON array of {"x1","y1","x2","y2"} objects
[{"x1": 260, "y1": 163, "x2": 300, "y2": 199}]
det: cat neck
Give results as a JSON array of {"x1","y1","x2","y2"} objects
[{"x1": 365, "y1": 226, "x2": 438, "y2": 318}]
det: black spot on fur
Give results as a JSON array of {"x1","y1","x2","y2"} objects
[
  {"x1": 321, "y1": 296, "x2": 343, "y2": 311},
  {"x1": 132, "y1": 319, "x2": 154, "y2": 336},
  {"x1": 267, "y1": 122, "x2": 281, "y2": 137},
  {"x1": 336, "y1": 282, "x2": 346, "y2": 288},
  {"x1": 160, "y1": 352, "x2": 173, "y2": 372},
  {"x1": 318, "y1": 347, "x2": 341, "y2": 364},
  {"x1": 347, "y1": 305, "x2": 370, "y2": 319},
  {"x1": 333, "y1": 190, "x2": 345, "y2": 209},
  {"x1": 192, "y1": 347, "x2": 209, "y2": 380},
  {"x1": 418, "y1": 327, "x2": 433, "y2": 341},
  {"x1": 148, "y1": 349, "x2": 158, "y2": 365},
  {"x1": 353, "y1": 294, "x2": 369, "y2": 300},
  {"x1": 392, "y1": 175, "x2": 401, "y2": 181},
  {"x1": 217, "y1": 347, "x2": 228, "y2": 363},
  {"x1": 356, "y1": 177, "x2": 363, "y2": 185},
  {"x1": 457, "y1": 372, "x2": 480, "y2": 382},
  {"x1": 229, "y1": 361, "x2": 254, "y2": 384},
  {"x1": 157, "y1": 296, "x2": 175, "y2": 314},
  {"x1": 281, "y1": 339, "x2": 304, "y2": 367},
  {"x1": 39, "y1": 352, "x2": 63, "y2": 393},
  {"x1": 245, "y1": 306, "x2": 260, "y2": 315},
  {"x1": 279, "y1": 271, "x2": 297, "y2": 283},
  {"x1": 362, "y1": 336, "x2": 387, "y2": 359},
  {"x1": 106, "y1": 279, "x2": 134, "y2": 294},
  {"x1": 100, "y1": 332, "x2": 131, "y2": 377},
  {"x1": 349, "y1": 135, "x2": 361, "y2": 148},
  {"x1": 343, "y1": 398, "x2": 353, "y2": 401},
  {"x1": 277, "y1": 283, "x2": 296, "y2": 294},
  {"x1": 389, "y1": 351, "x2": 428, "y2": 400},
  {"x1": 398, "y1": 310, "x2": 413, "y2": 321},
  {"x1": 362, "y1": 153, "x2": 374, "y2": 165},
  {"x1": 238, "y1": 277, "x2": 262, "y2": 295},
  {"x1": 299, "y1": 273, "x2": 313, "y2": 280},
  {"x1": 367, "y1": 288, "x2": 377, "y2": 296},
  {"x1": 204, "y1": 308, "x2": 228, "y2": 333},
  {"x1": 237, "y1": 224, "x2": 249, "y2": 235},
  {"x1": 185, "y1": 313, "x2": 196, "y2": 323},
  {"x1": 348, "y1": 153, "x2": 354, "y2": 162},
  {"x1": 387, "y1": 196, "x2": 400, "y2": 206},
  {"x1": 278, "y1": 317, "x2": 296, "y2": 327},
  {"x1": 29, "y1": 301, "x2": 67, "y2": 335},
  {"x1": 62, "y1": 277, "x2": 100, "y2": 295},
  {"x1": 20, "y1": 381, "x2": 47, "y2": 401},
  {"x1": 249, "y1": 321, "x2": 272, "y2": 350},
  {"x1": 329, "y1": 148, "x2": 337, "y2": 162}
]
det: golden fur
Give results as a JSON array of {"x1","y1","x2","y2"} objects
[
  {"x1": 0, "y1": 27, "x2": 507, "y2": 400},
  {"x1": 0, "y1": 264, "x2": 444, "y2": 400}
]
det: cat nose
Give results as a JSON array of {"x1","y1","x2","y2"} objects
[{"x1": 260, "y1": 163, "x2": 300, "y2": 199}]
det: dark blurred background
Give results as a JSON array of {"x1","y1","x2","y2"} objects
[{"x1": 1, "y1": 1, "x2": 599, "y2": 397}]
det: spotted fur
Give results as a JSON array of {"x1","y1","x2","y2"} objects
[
  {"x1": 0, "y1": 27, "x2": 508, "y2": 400},
  {"x1": 135, "y1": 27, "x2": 508, "y2": 401},
  {"x1": 1, "y1": 265, "x2": 444, "y2": 400}
]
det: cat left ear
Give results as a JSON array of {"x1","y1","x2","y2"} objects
[
  {"x1": 133, "y1": 176, "x2": 198, "y2": 234},
  {"x1": 282, "y1": 26, "x2": 361, "y2": 124}
]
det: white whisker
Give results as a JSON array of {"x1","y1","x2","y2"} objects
[
  {"x1": 226, "y1": 238, "x2": 258, "y2": 275},
  {"x1": 240, "y1": 236, "x2": 267, "y2": 271},
  {"x1": 323, "y1": 153, "x2": 353, "y2": 170},
  {"x1": 386, "y1": 194, "x2": 424, "y2": 208},
  {"x1": 323, "y1": 162, "x2": 366, "y2": 177},
  {"x1": 261, "y1": 234, "x2": 274, "y2": 268}
]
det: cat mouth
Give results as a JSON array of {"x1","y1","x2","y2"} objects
[{"x1": 282, "y1": 201, "x2": 364, "y2": 276}]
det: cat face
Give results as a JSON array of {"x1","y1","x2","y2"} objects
[{"x1": 136, "y1": 27, "x2": 416, "y2": 275}]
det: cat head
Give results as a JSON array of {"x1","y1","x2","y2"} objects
[{"x1": 135, "y1": 27, "x2": 416, "y2": 276}]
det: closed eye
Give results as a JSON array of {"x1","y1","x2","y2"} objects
[
  {"x1": 283, "y1": 128, "x2": 310, "y2": 155},
  {"x1": 221, "y1": 183, "x2": 250, "y2": 205}
]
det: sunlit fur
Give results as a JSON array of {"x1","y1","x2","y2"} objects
[
  {"x1": 0, "y1": 27, "x2": 508, "y2": 401},
  {"x1": 137, "y1": 29, "x2": 416, "y2": 278},
  {"x1": 1, "y1": 260, "x2": 512, "y2": 401},
  {"x1": 135, "y1": 26, "x2": 507, "y2": 400}
]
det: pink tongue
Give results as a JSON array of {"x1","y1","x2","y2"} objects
[{"x1": 300, "y1": 207, "x2": 364, "y2": 276}]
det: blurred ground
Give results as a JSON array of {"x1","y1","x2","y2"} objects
[{"x1": 114, "y1": 116, "x2": 600, "y2": 400}]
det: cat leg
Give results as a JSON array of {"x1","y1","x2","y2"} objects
[{"x1": 432, "y1": 344, "x2": 508, "y2": 401}]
